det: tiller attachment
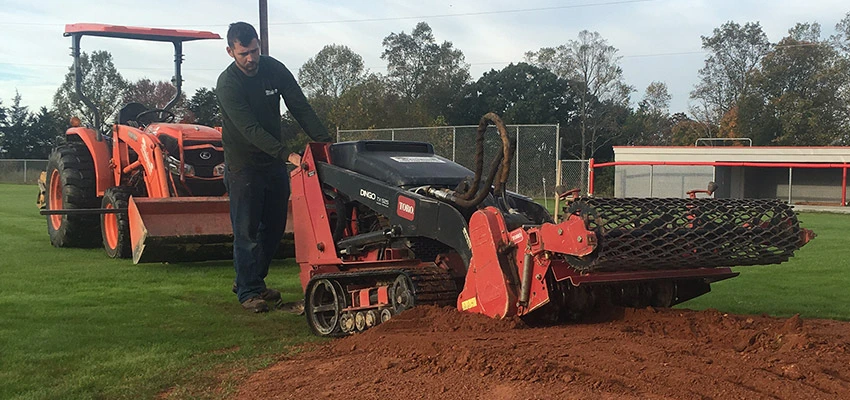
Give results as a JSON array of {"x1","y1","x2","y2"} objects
[
  {"x1": 128, "y1": 196, "x2": 232, "y2": 264},
  {"x1": 563, "y1": 197, "x2": 814, "y2": 272}
]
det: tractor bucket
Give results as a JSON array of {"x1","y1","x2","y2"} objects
[{"x1": 128, "y1": 196, "x2": 233, "y2": 264}]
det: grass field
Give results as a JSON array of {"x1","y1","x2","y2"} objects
[{"x1": 1, "y1": 183, "x2": 848, "y2": 399}]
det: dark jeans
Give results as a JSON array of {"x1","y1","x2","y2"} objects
[{"x1": 224, "y1": 163, "x2": 290, "y2": 303}]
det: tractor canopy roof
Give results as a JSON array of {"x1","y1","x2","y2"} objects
[{"x1": 64, "y1": 23, "x2": 220, "y2": 42}]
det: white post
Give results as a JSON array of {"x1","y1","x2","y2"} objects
[
  {"x1": 788, "y1": 167, "x2": 793, "y2": 204},
  {"x1": 336, "y1": 126, "x2": 340, "y2": 142},
  {"x1": 23, "y1": 160, "x2": 27, "y2": 183},
  {"x1": 649, "y1": 165, "x2": 654, "y2": 197},
  {"x1": 391, "y1": 129, "x2": 395, "y2": 141}
]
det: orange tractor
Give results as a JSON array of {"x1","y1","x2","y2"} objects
[{"x1": 42, "y1": 24, "x2": 231, "y2": 263}]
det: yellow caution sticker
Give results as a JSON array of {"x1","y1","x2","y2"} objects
[{"x1": 461, "y1": 296, "x2": 478, "y2": 311}]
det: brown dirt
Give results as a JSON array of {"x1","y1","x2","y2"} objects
[{"x1": 236, "y1": 306, "x2": 850, "y2": 399}]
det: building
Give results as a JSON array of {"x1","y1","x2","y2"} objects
[{"x1": 607, "y1": 146, "x2": 850, "y2": 205}]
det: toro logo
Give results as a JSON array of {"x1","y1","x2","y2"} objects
[
  {"x1": 397, "y1": 196, "x2": 416, "y2": 221},
  {"x1": 359, "y1": 189, "x2": 377, "y2": 200}
]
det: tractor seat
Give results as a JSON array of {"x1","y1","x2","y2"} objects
[{"x1": 117, "y1": 102, "x2": 148, "y2": 126}]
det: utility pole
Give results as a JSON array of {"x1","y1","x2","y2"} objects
[{"x1": 259, "y1": 0, "x2": 269, "y2": 55}]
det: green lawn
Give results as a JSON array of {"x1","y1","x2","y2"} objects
[
  {"x1": 680, "y1": 211, "x2": 850, "y2": 319},
  {"x1": 0, "y1": 184, "x2": 319, "y2": 400},
  {"x1": 1, "y1": 183, "x2": 848, "y2": 399}
]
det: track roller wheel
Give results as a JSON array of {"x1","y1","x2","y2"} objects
[
  {"x1": 380, "y1": 308, "x2": 393, "y2": 323},
  {"x1": 390, "y1": 274, "x2": 415, "y2": 314},
  {"x1": 354, "y1": 312, "x2": 367, "y2": 332},
  {"x1": 45, "y1": 143, "x2": 100, "y2": 248},
  {"x1": 339, "y1": 313, "x2": 355, "y2": 334},
  {"x1": 306, "y1": 279, "x2": 345, "y2": 337},
  {"x1": 365, "y1": 310, "x2": 379, "y2": 328},
  {"x1": 101, "y1": 186, "x2": 132, "y2": 258}
]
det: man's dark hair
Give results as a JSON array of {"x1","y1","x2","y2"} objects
[{"x1": 227, "y1": 22, "x2": 259, "y2": 48}]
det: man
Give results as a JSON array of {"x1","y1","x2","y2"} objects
[{"x1": 216, "y1": 22, "x2": 332, "y2": 313}]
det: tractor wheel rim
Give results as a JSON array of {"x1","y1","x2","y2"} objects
[
  {"x1": 104, "y1": 203, "x2": 118, "y2": 249},
  {"x1": 48, "y1": 169, "x2": 63, "y2": 230}
]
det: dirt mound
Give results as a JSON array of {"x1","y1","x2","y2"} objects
[{"x1": 237, "y1": 306, "x2": 850, "y2": 399}]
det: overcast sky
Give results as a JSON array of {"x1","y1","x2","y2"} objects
[{"x1": 0, "y1": 0, "x2": 848, "y2": 125}]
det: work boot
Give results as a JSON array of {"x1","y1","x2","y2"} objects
[
  {"x1": 260, "y1": 288, "x2": 283, "y2": 308},
  {"x1": 280, "y1": 299, "x2": 305, "y2": 315},
  {"x1": 241, "y1": 296, "x2": 269, "y2": 313}
]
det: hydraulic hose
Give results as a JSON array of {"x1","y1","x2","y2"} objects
[{"x1": 453, "y1": 113, "x2": 515, "y2": 209}]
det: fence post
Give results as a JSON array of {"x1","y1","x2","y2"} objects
[
  {"x1": 788, "y1": 167, "x2": 793, "y2": 204},
  {"x1": 515, "y1": 126, "x2": 520, "y2": 192},
  {"x1": 555, "y1": 123, "x2": 560, "y2": 188},
  {"x1": 649, "y1": 165, "x2": 654, "y2": 197},
  {"x1": 336, "y1": 126, "x2": 339, "y2": 142},
  {"x1": 452, "y1": 127, "x2": 456, "y2": 161},
  {"x1": 23, "y1": 160, "x2": 27, "y2": 183},
  {"x1": 391, "y1": 129, "x2": 395, "y2": 141}
]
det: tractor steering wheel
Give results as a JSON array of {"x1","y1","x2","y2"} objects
[{"x1": 135, "y1": 109, "x2": 176, "y2": 125}]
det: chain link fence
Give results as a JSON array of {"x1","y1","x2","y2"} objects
[
  {"x1": 338, "y1": 125, "x2": 569, "y2": 199},
  {"x1": 0, "y1": 159, "x2": 48, "y2": 184},
  {"x1": 557, "y1": 160, "x2": 590, "y2": 194}
]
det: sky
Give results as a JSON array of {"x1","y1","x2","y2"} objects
[{"x1": 0, "y1": 0, "x2": 848, "y2": 124}]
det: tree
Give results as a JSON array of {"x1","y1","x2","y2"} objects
[
  {"x1": 124, "y1": 78, "x2": 187, "y2": 118},
  {"x1": 381, "y1": 22, "x2": 471, "y2": 121},
  {"x1": 0, "y1": 92, "x2": 63, "y2": 159},
  {"x1": 737, "y1": 23, "x2": 850, "y2": 145},
  {"x1": 640, "y1": 81, "x2": 671, "y2": 114},
  {"x1": 690, "y1": 21, "x2": 770, "y2": 127},
  {"x1": 186, "y1": 87, "x2": 221, "y2": 127},
  {"x1": 298, "y1": 44, "x2": 366, "y2": 99},
  {"x1": 25, "y1": 107, "x2": 65, "y2": 158},
  {"x1": 625, "y1": 82, "x2": 673, "y2": 145},
  {"x1": 331, "y1": 73, "x2": 404, "y2": 130},
  {"x1": 670, "y1": 114, "x2": 711, "y2": 146},
  {"x1": 449, "y1": 63, "x2": 576, "y2": 125},
  {"x1": 831, "y1": 11, "x2": 850, "y2": 53},
  {"x1": 53, "y1": 51, "x2": 128, "y2": 133},
  {"x1": 526, "y1": 30, "x2": 633, "y2": 165}
]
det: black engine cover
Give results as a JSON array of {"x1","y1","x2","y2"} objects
[{"x1": 329, "y1": 140, "x2": 473, "y2": 188}]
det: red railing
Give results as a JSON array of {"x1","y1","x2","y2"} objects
[{"x1": 588, "y1": 159, "x2": 849, "y2": 206}]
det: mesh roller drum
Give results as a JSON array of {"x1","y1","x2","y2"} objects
[{"x1": 563, "y1": 197, "x2": 806, "y2": 273}]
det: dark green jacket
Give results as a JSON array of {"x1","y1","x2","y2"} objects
[{"x1": 216, "y1": 55, "x2": 331, "y2": 171}]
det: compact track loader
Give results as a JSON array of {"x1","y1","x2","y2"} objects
[
  {"x1": 41, "y1": 24, "x2": 231, "y2": 263},
  {"x1": 289, "y1": 113, "x2": 813, "y2": 337}
]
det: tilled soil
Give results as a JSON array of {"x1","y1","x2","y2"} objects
[{"x1": 237, "y1": 306, "x2": 850, "y2": 399}]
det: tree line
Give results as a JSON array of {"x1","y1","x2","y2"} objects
[{"x1": 1, "y1": 14, "x2": 849, "y2": 160}]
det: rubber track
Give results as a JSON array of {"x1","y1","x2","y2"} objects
[{"x1": 312, "y1": 264, "x2": 460, "y2": 308}]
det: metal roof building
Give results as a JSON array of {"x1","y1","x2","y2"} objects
[{"x1": 606, "y1": 146, "x2": 850, "y2": 205}]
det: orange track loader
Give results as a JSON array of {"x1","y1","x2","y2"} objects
[{"x1": 42, "y1": 24, "x2": 231, "y2": 263}]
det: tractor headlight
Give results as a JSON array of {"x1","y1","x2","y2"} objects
[
  {"x1": 166, "y1": 155, "x2": 195, "y2": 177},
  {"x1": 213, "y1": 162, "x2": 226, "y2": 177}
]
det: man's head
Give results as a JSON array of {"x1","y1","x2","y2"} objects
[{"x1": 226, "y1": 22, "x2": 261, "y2": 76}]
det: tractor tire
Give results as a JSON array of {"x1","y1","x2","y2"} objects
[
  {"x1": 101, "y1": 186, "x2": 132, "y2": 258},
  {"x1": 45, "y1": 143, "x2": 101, "y2": 248}
]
